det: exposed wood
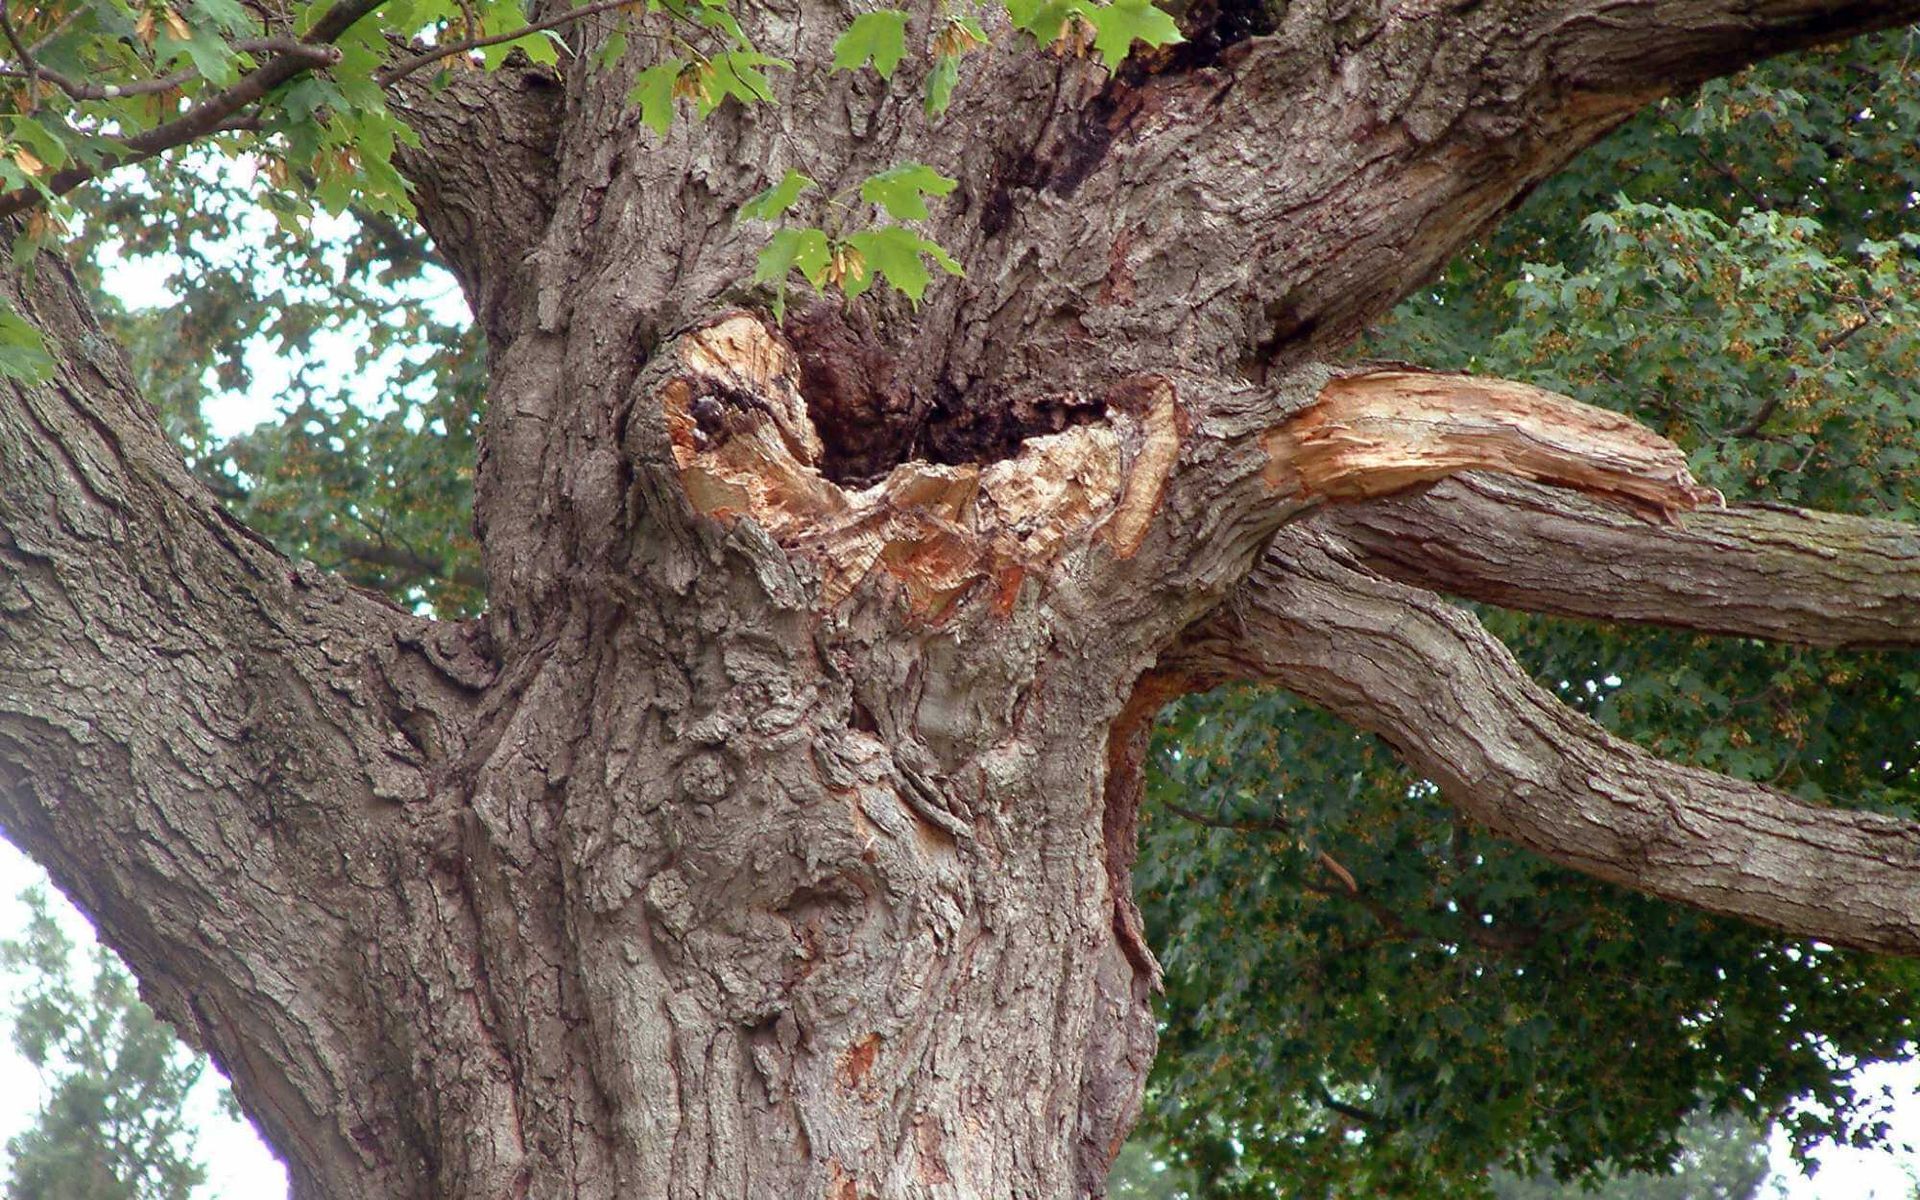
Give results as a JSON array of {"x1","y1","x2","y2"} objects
[
  {"x1": 654, "y1": 313, "x2": 1175, "y2": 613},
  {"x1": 1264, "y1": 370, "x2": 1723, "y2": 519}
]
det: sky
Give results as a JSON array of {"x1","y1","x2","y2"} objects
[{"x1": 0, "y1": 204, "x2": 1916, "y2": 1200}]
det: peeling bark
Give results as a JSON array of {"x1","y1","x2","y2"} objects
[{"x1": 1264, "y1": 369, "x2": 1722, "y2": 517}]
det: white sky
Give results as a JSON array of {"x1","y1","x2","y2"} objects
[{"x1": 1, "y1": 204, "x2": 1916, "y2": 1200}]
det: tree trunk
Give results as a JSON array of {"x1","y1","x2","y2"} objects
[{"x1": 8, "y1": 3, "x2": 1920, "y2": 1199}]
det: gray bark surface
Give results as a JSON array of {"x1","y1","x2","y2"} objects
[
  {"x1": 1323, "y1": 474, "x2": 1920, "y2": 649},
  {"x1": 5, "y1": 2, "x2": 1920, "y2": 1198},
  {"x1": 1168, "y1": 529, "x2": 1920, "y2": 956}
]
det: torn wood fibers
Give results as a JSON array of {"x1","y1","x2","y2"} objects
[{"x1": 658, "y1": 314, "x2": 1721, "y2": 618}]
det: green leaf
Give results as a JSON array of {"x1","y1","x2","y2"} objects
[
  {"x1": 7, "y1": 119, "x2": 71, "y2": 172},
  {"x1": 831, "y1": 10, "x2": 909, "y2": 78},
  {"x1": 596, "y1": 28, "x2": 629, "y2": 69},
  {"x1": 924, "y1": 53, "x2": 960, "y2": 117},
  {"x1": 754, "y1": 227, "x2": 832, "y2": 286},
  {"x1": 480, "y1": 28, "x2": 563, "y2": 69},
  {"x1": 1002, "y1": 0, "x2": 1078, "y2": 44},
  {"x1": 754, "y1": 226, "x2": 832, "y2": 318},
  {"x1": 162, "y1": 27, "x2": 242, "y2": 87},
  {"x1": 0, "y1": 308, "x2": 53, "y2": 383},
  {"x1": 691, "y1": 0, "x2": 746, "y2": 44},
  {"x1": 739, "y1": 170, "x2": 816, "y2": 223},
  {"x1": 859, "y1": 163, "x2": 957, "y2": 221},
  {"x1": 697, "y1": 49, "x2": 789, "y2": 116},
  {"x1": 188, "y1": 0, "x2": 252, "y2": 34},
  {"x1": 842, "y1": 226, "x2": 962, "y2": 302},
  {"x1": 630, "y1": 60, "x2": 685, "y2": 136},
  {"x1": 1085, "y1": 0, "x2": 1182, "y2": 71}
]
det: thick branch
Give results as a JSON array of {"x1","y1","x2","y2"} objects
[
  {"x1": 1320, "y1": 474, "x2": 1920, "y2": 649},
  {"x1": 0, "y1": 250, "x2": 486, "y2": 1198},
  {"x1": 1523, "y1": 1, "x2": 1920, "y2": 95},
  {"x1": 386, "y1": 63, "x2": 563, "y2": 351},
  {"x1": 1165, "y1": 530, "x2": 1920, "y2": 957},
  {"x1": 962, "y1": 1, "x2": 1920, "y2": 393}
]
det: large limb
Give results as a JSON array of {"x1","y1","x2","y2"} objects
[
  {"x1": 957, "y1": 0, "x2": 1920, "y2": 397},
  {"x1": 0, "y1": 252, "x2": 489, "y2": 1198},
  {"x1": 1164, "y1": 529, "x2": 1920, "y2": 957},
  {"x1": 1320, "y1": 474, "x2": 1920, "y2": 649}
]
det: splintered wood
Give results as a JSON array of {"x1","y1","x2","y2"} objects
[
  {"x1": 658, "y1": 315, "x2": 1157, "y2": 615},
  {"x1": 658, "y1": 323, "x2": 1723, "y2": 615},
  {"x1": 1265, "y1": 370, "x2": 1723, "y2": 521}
]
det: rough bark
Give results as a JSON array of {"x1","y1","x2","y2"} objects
[
  {"x1": 6, "y1": 2, "x2": 1920, "y2": 1199},
  {"x1": 1320, "y1": 473, "x2": 1920, "y2": 649},
  {"x1": 0, "y1": 255, "x2": 491, "y2": 1200},
  {"x1": 1165, "y1": 530, "x2": 1920, "y2": 956}
]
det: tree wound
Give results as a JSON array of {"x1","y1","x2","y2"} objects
[
  {"x1": 660, "y1": 326, "x2": 1726, "y2": 616},
  {"x1": 656, "y1": 314, "x2": 1175, "y2": 613},
  {"x1": 1264, "y1": 370, "x2": 1725, "y2": 521}
]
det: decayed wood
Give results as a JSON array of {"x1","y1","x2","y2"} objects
[
  {"x1": 655, "y1": 313, "x2": 1169, "y2": 612},
  {"x1": 1166, "y1": 529, "x2": 1920, "y2": 957}
]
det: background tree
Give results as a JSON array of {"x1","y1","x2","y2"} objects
[
  {"x1": 2, "y1": 887, "x2": 209, "y2": 1200},
  {"x1": 4, "y1": 2, "x2": 1920, "y2": 1199},
  {"x1": 1489, "y1": 1110, "x2": 1774, "y2": 1200}
]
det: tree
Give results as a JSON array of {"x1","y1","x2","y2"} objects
[
  {"x1": 3, "y1": 2, "x2": 1920, "y2": 1199},
  {"x1": 1488, "y1": 1111, "x2": 1773, "y2": 1200},
  {"x1": 2, "y1": 888, "x2": 208, "y2": 1200}
]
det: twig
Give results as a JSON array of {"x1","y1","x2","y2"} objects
[
  {"x1": 1158, "y1": 798, "x2": 1293, "y2": 833},
  {"x1": 27, "y1": 5, "x2": 85, "y2": 56},
  {"x1": 375, "y1": 0, "x2": 640, "y2": 85},
  {"x1": 0, "y1": 63, "x2": 199, "y2": 100},
  {"x1": 0, "y1": 0, "x2": 39, "y2": 110},
  {"x1": 0, "y1": 0, "x2": 387, "y2": 218}
]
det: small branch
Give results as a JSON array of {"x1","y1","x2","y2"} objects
[
  {"x1": 0, "y1": 0, "x2": 387, "y2": 217},
  {"x1": 374, "y1": 0, "x2": 638, "y2": 85},
  {"x1": 1159, "y1": 799, "x2": 1292, "y2": 834},
  {"x1": 1314, "y1": 1083, "x2": 1396, "y2": 1130},
  {"x1": 333, "y1": 537, "x2": 488, "y2": 593},
  {"x1": 1159, "y1": 799, "x2": 1360, "y2": 892},
  {"x1": 0, "y1": 63, "x2": 199, "y2": 100}
]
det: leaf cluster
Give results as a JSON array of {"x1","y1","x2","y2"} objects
[{"x1": 1, "y1": 888, "x2": 210, "y2": 1200}]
